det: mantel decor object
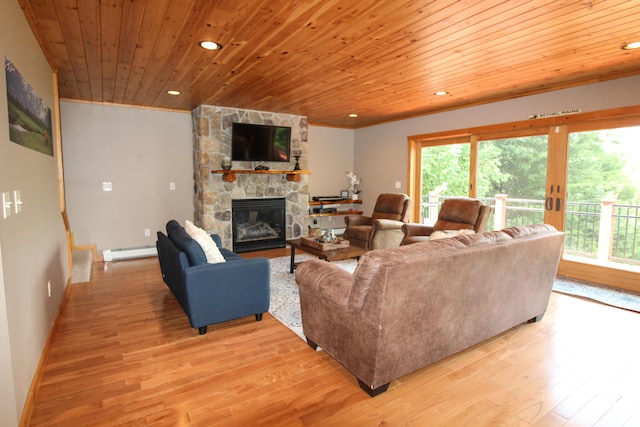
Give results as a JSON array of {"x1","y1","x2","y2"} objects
[
  {"x1": 221, "y1": 156, "x2": 232, "y2": 171},
  {"x1": 346, "y1": 171, "x2": 361, "y2": 199},
  {"x1": 292, "y1": 149, "x2": 302, "y2": 171}
]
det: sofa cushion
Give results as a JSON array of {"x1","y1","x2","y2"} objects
[
  {"x1": 185, "y1": 220, "x2": 226, "y2": 264},
  {"x1": 166, "y1": 219, "x2": 182, "y2": 236},
  {"x1": 168, "y1": 223, "x2": 207, "y2": 266},
  {"x1": 433, "y1": 198, "x2": 482, "y2": 230},
  {"x1": 221, "y1": 248, "x2": 243, "y2": 261},
  {"x1": 429, "y1": 229, "x2": 475, "y2": 240}
]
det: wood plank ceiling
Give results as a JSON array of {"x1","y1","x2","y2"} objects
[{"x1": 17, "y1": 0, "x2": 640, "y2": 127}]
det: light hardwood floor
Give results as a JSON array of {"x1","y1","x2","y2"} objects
[{"x1": 28, "y1": 253, "x2": 640, "y2": 426}]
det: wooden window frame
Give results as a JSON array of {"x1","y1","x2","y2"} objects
[{"x1": 408, "y1": 105, "x2": 640, "y2": 292}]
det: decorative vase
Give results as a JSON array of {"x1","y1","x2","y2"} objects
[
  {"x1": 221, "y1": 157, "x2": 232, "y2": 170},
  {"x1": 323, "y1": 228, "x2": 336, "y2": 243},
  {"x1": 351, "y1": 194, "x2": 359, "y2": 200}
]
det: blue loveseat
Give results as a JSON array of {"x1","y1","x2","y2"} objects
[{"x1": 156, "y1": 220, "x2": 270, "y2": 335}]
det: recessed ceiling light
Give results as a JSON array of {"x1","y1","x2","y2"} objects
[
  {"x1": 621, "y1": 41, "x2": 640, "y2": 50},
  {"x1": 348, "y1": 113, "x2": 358, "y2": 118},
  {"x1": 434, "y1": 91, "x2": 449, "y2": 96},
  {"x1": 199, "y1": 40, "x2": 223, "y2": 51},
  {"x1": 167, "y1": 90, "x2": 181, "y2": 96}
]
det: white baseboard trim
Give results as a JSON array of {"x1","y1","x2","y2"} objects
[{"x1": 103, "y1": 246, "x2": 157, "y2": 261}]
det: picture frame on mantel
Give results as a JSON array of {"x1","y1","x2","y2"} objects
[{"x1": 341, "y1": 190, "x2": 349, "y2": 199}]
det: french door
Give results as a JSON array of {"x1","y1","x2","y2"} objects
[
  {"x1": 558, "y1": 124, "x2": 640, "y2": 290},
  {"x1": 408, "y1": 108, "x2": 640, "y2": 292}
]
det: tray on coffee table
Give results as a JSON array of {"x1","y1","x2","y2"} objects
[
  {"x1": 287, "y1": 238, "x2": 367, "y2": 273},
  {"x1": 299, "y1": 236, "x2": 350, "y2": 250}
]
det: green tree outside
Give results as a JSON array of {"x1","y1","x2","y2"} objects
[{"x1": 420, "y1": 127, "x2": 639, "y2": 264}]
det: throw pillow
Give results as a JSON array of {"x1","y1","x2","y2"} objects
[
  {"x1": 184, "y1": 220, "x2": 226, "y2": 264},
  {"x1": 430, "y1": 229, "x2": 476, "y2": 240}
]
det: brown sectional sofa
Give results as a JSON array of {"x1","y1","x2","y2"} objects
[{"x1": 296, "y1": 224, "x2": 564, "y2": 396}]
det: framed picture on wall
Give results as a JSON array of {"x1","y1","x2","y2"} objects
[{"x1": 5, "y1": 57, "x2": 53, "y2": 156}]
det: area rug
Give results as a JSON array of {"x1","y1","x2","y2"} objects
[
  {"x1": 71, "y1": 249, "x2": 92, "y2": 283},
  {"x1": 553, "y1": 277, "x2": 640, "y2": 312},
  {"x1": 268, "y1": 255, "x2": 356, "y2": 340},
  {"x1": 268, "y1": 256, "x2": 640, "y2": 341}
]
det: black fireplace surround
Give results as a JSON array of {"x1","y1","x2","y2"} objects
[{"x1": 232, "y1": 198, "x2": 286, "y2": 253}]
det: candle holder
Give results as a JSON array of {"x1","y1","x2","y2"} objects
[
  {"x1": 292, "y1": 150, "x2": 302, "y2": 170},
  {"x1": 221, "y1": 156, "x2": 232, "y2": 171}
]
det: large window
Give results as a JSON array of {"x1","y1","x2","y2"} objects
[
  {"x1": 477, "y1": 135, "x2": 548, "y2": 230},
  {"x1": 419, "y1": 143, "x2": 470, "y2": 224},
  {"x1": 407, "y1": 107, "x2": 640, "y2": 292},
  {"x1": 565, "y1": 126, "x2": 640, "y2": 267}
]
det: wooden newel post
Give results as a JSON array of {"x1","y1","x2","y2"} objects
[
  {"x1": 494, "y1": 194, "x2": 508, "y2": 230},
  {"x1": 597, "y1": 197, "x2": 616, "y2": 262}
]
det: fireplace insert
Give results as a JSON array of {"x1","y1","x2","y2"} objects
[{"x1": 232, "y1": 198, "x2": 286, "y2": 252}]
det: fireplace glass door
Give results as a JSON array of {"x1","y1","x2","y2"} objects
[{"x1": 232, "y1": 198, "x2": 286, "y2": 252}]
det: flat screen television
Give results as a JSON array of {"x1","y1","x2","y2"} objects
[{"x1": 231, "y1": 122, "x2": 291, "y2": 162}]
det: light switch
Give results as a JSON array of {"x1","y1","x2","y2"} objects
[
  {"x1": 170, "y1": 182, "x2": 176, "y2": 190},
  {"x1": 102, "y1": 182, "x2": 113, "y2": 192},
  {"x1": 2, "y1": 192, "x2": 12, "y2": 219},
  {"x1": 14, "y1": 190, "x2": 23, "y2": 214}
]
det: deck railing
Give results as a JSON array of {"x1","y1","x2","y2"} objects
[{"x1": 421, "y1": 194, "x2": 640, "y2": 267}]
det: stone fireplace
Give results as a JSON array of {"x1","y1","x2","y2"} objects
[{"x1": 192, "y1": 106, "x2": 309, "y2": 250}]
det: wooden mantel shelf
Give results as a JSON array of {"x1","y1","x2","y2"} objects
[{"x1": 211, "y1": 169, "x2": 310, "y2": 182}]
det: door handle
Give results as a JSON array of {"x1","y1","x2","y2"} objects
[
  {"x1": 555, "y1": 198, "x2": 562, "y2": 212},
  {"x1": 546, "y1": 197, "x2": 553, "y2": 210}
]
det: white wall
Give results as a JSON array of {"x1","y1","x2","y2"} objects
[
  {"x1": 307, "y1": 126, "x2": 356, "y2": 230},
  {"x1": 0, "y1": 0, "x2": 68, "y2": 423},
  {"x1": 60, "y1": 101, "x2": 193, "y2": 253},
  {"x1": 354, "y1": 76, "x2": 640, "y2": 214},
  {"x1": 60, "y1": 106, "x2": 357, "y2": 253},
  {"x1": 308, "y1": 125, "x2": 355, "y2": 197}
]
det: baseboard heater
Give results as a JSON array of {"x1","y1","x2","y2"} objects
[{"x1": 103, "y1": 245, "x2": 157, "y2": 261}]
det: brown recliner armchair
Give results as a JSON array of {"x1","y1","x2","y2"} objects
[
  {"x1": 402, "y1": 197, "x2": 491, "y2": 245},
  {"x1": 343, "y1": 193, "x2": 412, "y2": 250}
]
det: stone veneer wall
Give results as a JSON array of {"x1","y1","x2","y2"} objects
[{"x1": 192, "y1": 106, "x2": 310, "y2": 248}]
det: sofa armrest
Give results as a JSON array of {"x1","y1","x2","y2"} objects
[
  {"x1": 402, "y1": 223, "x2": 434, "y2": 237},
  {"x1": 182, "y1": 258, "x2": 270, "y2": 327},
  {"x1": 367, "y1": 219, "x2": 407, "y2": 249},
  {"x1": 296, "y1": 259, "x2": 353, "y2": 307},
  {"x1": 344, "y1": 215, "x2": 373, "y2": 227},
  {"x1": 372, "y1": 218, "x2": 405, "y2": 231}
]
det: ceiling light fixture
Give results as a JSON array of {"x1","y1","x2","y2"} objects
[
  {"x1": 348, "y1": 113, "x2": 359, "y2": 118},
  {"x1": 167, "y1": 90, "x2": 181, "y2": 96},
  {"x1": 621, "y1": 41, "x2": 640, "y2": 50},
  {"x1": 434, "y1": 91, "x2": 449, "y2": 96},
  {"x1": 199, "y1": 40, "x2": 223, "y2": 51}
]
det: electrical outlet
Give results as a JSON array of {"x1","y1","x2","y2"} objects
[
  {"x1": 47, "y1": 280, "x2": 51, "y2": 297},
  {"x1": 144, "y1": 228, "x2": 151, "y2": 237},
  {"x1": 169, "y1": 182, "x2": 176, "y2": 190},
  {"x1": 395, "y1": 181, "x2": 401, "y2": 189}
]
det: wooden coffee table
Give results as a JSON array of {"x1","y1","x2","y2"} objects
[{"x1": 286, "y1": 238, "x2": 367, "y2": 273}]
